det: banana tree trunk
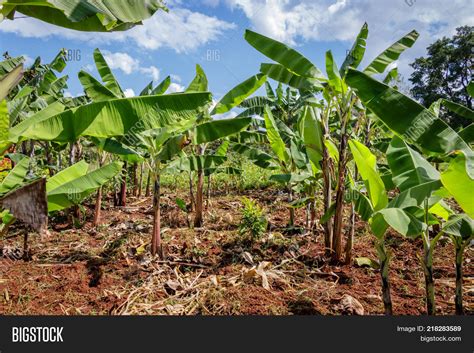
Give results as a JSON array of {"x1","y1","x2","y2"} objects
[
  {"x1": 310, "y1": 200, "x2": 316, "y2": 233},
  {"x1": 119, "y1": 162, "x2": 128, "y2": 207},
  {"x1": 321, "y1": 126, "x2": 333, "y2": 253},
  {"x1": 69, "y1": 142, "x2": 76, "y2": 166},
  {"x1": 189, "y1": 171, "x2": 195, "y2": 212},
  {"x1": 344, "y1": 204, "x2": 355, "y2": 265},
  {"x1": 206, "y1": 175, "x2": 211, "y2": 206},
  {"x1": 376, "y1": 239, "x2": 393, "y2": 315},
  {"x1": 132, "y1": 163, "x2": 138, "y2": 197},
  {"x1": 194, "y1": 169, "x2": 204, "y2": 227},
  {"x1": 145, "y1": 169, "x2": 151, "y2": 197},
  {"x1": 288, "y1": 185, "x2": 295, "y2": 227},
  {"x1": 93, "y1": 186, "x2": 102, "y2": 227},
  {"x1": 151, "y1": 175, "x2": 163, "y2": 258},
  {"x1": 454, "y1": 240, "x2": 465, "y2": 315},
  {"x1": 422, "y1": 240, "x2": 436, "y2": 315},
  {"x1": 332, "y1": 131, "x2": 349, "y2": 262},
  {"x1": 44, "y1": 142, "x2": 54, "y2": 176},
  {"x1": 138, "y1": 163, "x2": 144, "y2": 198}
]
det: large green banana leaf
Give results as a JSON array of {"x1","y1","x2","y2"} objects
[
  {"x1": 0, "y1": 155, "x2": 29, "y2": 196},
  {"x1": 11, "y1": 92, "x2": 211, "y2": 143},
  {"x1": 193, "y1": 117, "x2": 252, "y2": 144},
  {"x1": 212, "y1": 74, "x2": 267, "y2": 115},
  {"x1": 353, "y1": 190, "x2": 374, "y2": 222},
  {"x1": 47, "y1": 161, "x2": 122, "y2": 212},
  {"x1": 1, "y1": 0, "x2": 166, "y2": 32},
  {"x1": 260, "y1": 64, "x2": 321, "y2": 90},
  {"x1": 0, "y1": 64, "x2": 23, "y2": 101},
  {"x1": 245, "y1": 30, "x2": 325, "y2": 80},
  {"x1": 231, "y1": 143, "x2": 276, "y2": 169},
  {"x1": 264, "y1": 106, "x2": 289, "y2": 164},
  {"x1": 387, "y1": 136, "x2": 440, "y2": 191},
  {"x1": 345, "y1": 69, "x2": 473, "y2": 161},
  {"x1": 340, "y1": 22, "x2": 368, "y2": 75},
  {"x1": 370, "y1": 208, "x2": 426, "y2": 239},
  {"x1": 441, "y1": 99, "x2": 474, "y2": 121},
  {"x1": 302, "y1": 106, "x2": 324, "y2": 170},
  {"x1": 363, "y1": 30, "x2": 419, "y2": 75},
  {"x1": 0, "y1": 57, "x2": 24, "y2": 75},
  {"x1": 186, "y1": 65, "x2": 208, "y2": 93},
  {"x1": 93, "y1": 49, "x2": 124, "y2": 97},
  {"x1": 46, "y1": 160, "x2": 89, "y2": 193},
  {"x1": 8, "y1": 101, "x2": 66, "y2": 146},
  {"x1": 214, "y1": 140, "x2": 230, "y2": 157},
  {"x1": 442, "y1": 214, "x2": 474, "y2": 240},
  {"x1": 349, "y1": 140, "x2": 388, "y2": 211},
  {"x1": 167, "y1": 155, "x2": 226, "y2": 173},
  {"x1": 388, "y1": 180, "x2": 443, "y2": 209},
  {"x1": 151, "y1": 76, "x2": 171, "y2": 95},
  {"x1": 440, "y1": 152, "x2": 474, "y2": 218},
  {"x1": 459, "y1": 124, "x2": 474, "y2": 143},
  {"x1": 0, "y1": 100, "x2": 8, "y2": 153},
  {"x1": 325, "y1": 51, "x2": 345, "y2": 92},
  {"x1": 78, "y1": 70, "x2": 117, "y2": 102},
  {"x1": 157, "y1": 135, "x2": 187, "y2": 162},
  {"x1": 90, "y1": 137, "x2": 143, "y2": 163}
]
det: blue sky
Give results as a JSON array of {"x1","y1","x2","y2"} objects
[{"x1": 0, "y1": 0, "x2": 472, "y2": 106}]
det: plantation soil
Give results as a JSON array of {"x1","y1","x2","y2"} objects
[{"x1": 0, "y1": 188, "x2": 472, "y2": 315}]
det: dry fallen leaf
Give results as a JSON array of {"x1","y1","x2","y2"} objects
[{"x1": 242, "y1": 251, "x2": 254, "y2": 265}]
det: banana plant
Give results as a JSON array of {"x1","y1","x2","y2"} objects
[
  {"x1": 245, "y1": 23, "x2": 419, "y2": 262},
  {"x1": 263, "y1": 106, "x2": 311, "y2": 227},
  {"x1": 386, "y1": 136, "x2": 444, "y2": 315},
  {"x1": 182, "y1": 65, "x2": 265, "y2": 227},
  {"x1": 0, "y1": 0, "x2": 167, "y2": 32},
  {"x1": 346, "y1": 71, "x2": 474, "y2": 312},
  {"x1": 441, "y1": 214, "x2": 474, "y2": 314},
  {"x1": 348, "y1": 139, "x2": 440, "y2": 315}
]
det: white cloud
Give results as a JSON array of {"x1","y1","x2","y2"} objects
[
  {"x1": 166, "y1": 82, "x2": 185, "y2": 93},
  {"x1": 126, "y1": 8, "x2": 235, "y2": 53},
  {"x1": 83, "y1": 64, "x2": 95, "y2": 72},
  {"x1": 140, "y1": 65, "x2": 160, "y2": 81},
  {"x1": 124, "y1": 88, "x2": 136, "y2": 97},
  {"x1": 101, "y1": 51, "x2": 160, "y2": 81},
  {"x1": 171, "y1": 74, "x2": 182, "y2": 83},
  {"x1": 103, "y1": 51, "x2": 139, "y2": 75},
  {"x1": 0, "y1": 7, "x2": 235, "y2": 53},
  {"x1": 21, "y1": 54, "x2": 34, "y2": 67},
  {"x1": 226, "y1": 0, "x2": 474, "y2": 77}
]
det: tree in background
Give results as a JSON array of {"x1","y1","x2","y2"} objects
[{"x1": 410, "y1": 26, "x2": 473, "y2": 129}]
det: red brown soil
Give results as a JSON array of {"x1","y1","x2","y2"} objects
[{"x1": 0, "y1": 188, "x2": 472, "y2": 315}]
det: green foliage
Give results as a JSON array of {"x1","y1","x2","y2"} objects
[
  {"x1": 1, "y1": 0, "x2": 167, "y2": 32},
  {"x1": 410, "y1": 26, "x2": 473, "y2": 128},
  {"x1": 239, "y1": 197, "x2": 268, "y2": 241}
]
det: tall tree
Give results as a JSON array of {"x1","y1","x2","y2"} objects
[{"x1": 410, "y1": 26, "x2": 473, "y2": 128}]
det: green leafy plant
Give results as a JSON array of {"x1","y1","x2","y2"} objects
[{"x1": 239, "y1": 197, "x2": 267, "y2": 241}]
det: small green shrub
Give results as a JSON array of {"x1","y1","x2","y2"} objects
[{"x1": 239, "y1": 197, "x2": 267, "y2": 240}]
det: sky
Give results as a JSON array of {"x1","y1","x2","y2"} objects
[{"x1": 0, "y1": 0, "x2": 472, "y2": 106}]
